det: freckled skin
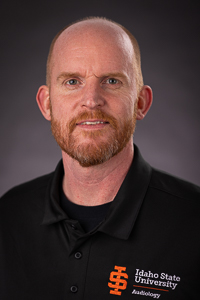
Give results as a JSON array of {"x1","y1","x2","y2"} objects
[
  {"x1": 49, "y1": 21, "x2": 137, "y2": 135},
  {"x1": 36, "y1": 19, "x2": 152, "y2": 205},
  {"x1": 49, "y1": 22, "x2": 137, "y2": 164}
]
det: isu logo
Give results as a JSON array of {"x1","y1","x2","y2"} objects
[{"x1": 108, "y1": 266, "x2": 128, "y2": 295}]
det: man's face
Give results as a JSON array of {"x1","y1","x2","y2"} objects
[{"x1": 49, "y1": 22, "x2": 138, "y2": 167}]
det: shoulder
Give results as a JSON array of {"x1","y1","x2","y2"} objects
[
  {"x1": 149, "y1": 167, "x2": 200, "y2": 202},
  {"x1": 0, "y1": 172, "x2": 54, "y2": 209}
]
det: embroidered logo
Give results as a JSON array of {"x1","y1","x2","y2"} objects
[{"x1": 108, "y1": 266, "x2": 128, "y2": 295}]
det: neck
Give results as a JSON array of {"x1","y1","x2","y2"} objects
[{"x1": 62, "y1": 141, "x2": 134, "y2": 206}]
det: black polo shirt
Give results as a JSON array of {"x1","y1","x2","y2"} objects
[{"x1": 0, "y1": 145, "x2": 199, "y2": 299}]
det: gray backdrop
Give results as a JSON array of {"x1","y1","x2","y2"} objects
[{"x1": 1, "y1": 0, "x2": 199, "y2": 196}]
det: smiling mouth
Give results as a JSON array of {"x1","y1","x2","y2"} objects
[
  {"x1": 79, "y1": 121, "x2": 108, "y2": 125},
  {"x1": 76, "y1": 119, "x2": 109, "y2": 126}
]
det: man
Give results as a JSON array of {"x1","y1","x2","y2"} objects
[{"x1": 0, "y1": 17, "x2": 199, "y2": 300}]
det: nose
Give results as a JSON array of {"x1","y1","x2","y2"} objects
[{"x1": 81, "y1": 81, "x2": 105, "y2": 109}]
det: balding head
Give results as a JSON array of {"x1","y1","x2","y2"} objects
[
  {"x1": 36, "y1": 17, "x2": 152, "y2": 167},
  {"x1": 46, "y1": 17, "x2": 144, "y2": 93}
]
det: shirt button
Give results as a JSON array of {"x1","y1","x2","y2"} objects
[
  {"x1": 75, "y1": 252, "x2": 82, "y2": 259},
  {"x1": 70, "y1": 285, "x2": 78, "y2": 293},
  {"x1": 71, "y1": 224, "x2": 76, "y2": 230}
]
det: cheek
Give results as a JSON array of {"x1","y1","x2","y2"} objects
[
  {"x1": 49, "y1": 92, "x2": 69, "y2": 120},
  {"x1": 124, "y1": 92, "x2": 138, "y2": 118},
  {"x1": 114, "y1": 95, "x2": 136, "y2": 120},
  {"x1": 50, "y1": 87, "x2": 82, "y2": 119}
]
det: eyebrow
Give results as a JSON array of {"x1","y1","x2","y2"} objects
[
  {"x1": 95, "y1": 72, "x2": 128, "y2": 79},
  {"x1": 57, "y1": 72, "x2": 83, "y2": 82}
]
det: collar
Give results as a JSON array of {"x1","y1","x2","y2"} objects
[{"x1": 41, "y1": 145, "x2": 152, "y2": 240}]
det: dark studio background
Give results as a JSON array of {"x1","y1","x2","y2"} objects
[{"x1": 0, "y1": 0, "x2": 199, "y2": 196}]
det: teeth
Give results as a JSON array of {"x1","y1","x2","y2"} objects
[{"x1": 81, "y1": 121, "x2": 105, "y2": 125}]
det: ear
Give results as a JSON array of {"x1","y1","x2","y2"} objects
[
  {"x1": 36, "y1": 85, "x2": 51, "y2": 121},
  {"x1": 136, "y1": 85, "x2": 153, "y2": 120}
]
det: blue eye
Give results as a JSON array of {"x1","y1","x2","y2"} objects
[
  {"x1": 109, "y1": 78, "x2": 117, "y2": 84},
  {"x1": 107, "y1": 78, "x2": 118, "y2": 84},
  {"x1": 66, "y1": 79, "x2": 78, "y2": 85}
]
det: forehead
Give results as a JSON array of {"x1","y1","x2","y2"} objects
[{"x1": 51, "y1": 20, "x2": 134, "y2": 76}]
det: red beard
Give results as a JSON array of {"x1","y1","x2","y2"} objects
[{"x1": 50, "y1": 106, "x2": 137, "y2": 167}]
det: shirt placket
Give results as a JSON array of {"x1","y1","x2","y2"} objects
[{"x1": 63, "y1": 220, "x2": 93, "y2": 299}]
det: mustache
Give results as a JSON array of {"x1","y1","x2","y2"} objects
[{"x1": 68, "y1": 110, "x2": 118, "y2": 132}]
